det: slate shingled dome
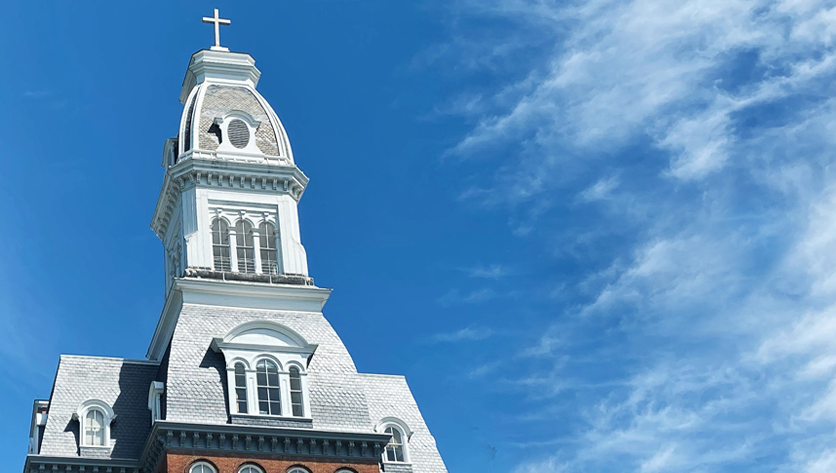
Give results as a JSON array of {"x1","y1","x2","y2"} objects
[{"x1": 176, "y1": 51, "x2": 295, "y2": 164}]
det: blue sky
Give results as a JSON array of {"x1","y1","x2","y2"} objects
[{"x1": 3, "y1": 0, "x2": 836, "y2": 472}]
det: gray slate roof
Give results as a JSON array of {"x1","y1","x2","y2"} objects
[
  {"x1": 164, "y1": 304, "x2": 374, "y2": 432},
  {"x1": 36, "y1": 304, "x2": 448, "y2": 472},
  {"x1": 39, "y1": 355, "x2": 159, "y2": 460},
  {"x1": 358, "y1": 374, "x2": 449, "y2": 473}
]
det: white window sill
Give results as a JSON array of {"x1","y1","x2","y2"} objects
[{"x1": 231, "y1": 413, "x2": 312, "y2": 421}]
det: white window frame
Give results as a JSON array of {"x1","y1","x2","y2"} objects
[
  {"x1": 214, "y1": 110, "x2": 262, "y2": 156},
  {"x1": 287, "y1": 468, "x2": 310, "y2": 473},
  {"x1": 189, "y1": 461, "x2": 217, "y2": 473},
  {"x1": 237, "y1": 464, "x2": 264, "y2": 473},
  {"x1": 209, "y1": 209, "x2": 281, "y2": 276},
  {"x1": 147, "y1": 381, "x2": 165, "y2": 424},
  {"x1": 75, "y1": 399, "x2": 115, "y2": 448},
  {"x1": 211, "y1": 321, "x2": 316, "y2": 419},
  {"x1": 377, "y1": 417, "x2": 413, "y2": 464}
]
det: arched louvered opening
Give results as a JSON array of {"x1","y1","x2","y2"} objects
[
  {"x1": 259, "y1": 222, "x2": 280, "y2": 274},
  {"x1": 235, "y1": 220, "x2": 255, "y2": 273},
  {"x1": 211, "y1": 218, "x2": 231, "y2": 272}
]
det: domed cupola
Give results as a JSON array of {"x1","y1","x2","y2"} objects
[{"x1": 174, "y1": 49, "x2": 294, "y2": 166}]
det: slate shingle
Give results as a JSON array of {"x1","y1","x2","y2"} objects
[{"x1": 39, "y1": 355, "x2": 159, "y2": 460}]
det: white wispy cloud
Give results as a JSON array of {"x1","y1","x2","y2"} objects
[
  {"x1": 464, "y1": 263, "x2": 508, "y2": 279},
  {"x1": 431, "y1": 325, "x2": 494, "y2": 343},
  {"x1": 437, "y1": 287, "x2": 499, "y2": 306},
  {"x1": 432, "y1": 0, "x2": 836, "y2": 471}
]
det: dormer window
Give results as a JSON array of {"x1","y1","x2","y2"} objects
[
  {"x1": 255, "y1": 359, "x2": 281, "y2": 415},
  {"x1": 234, "y1": 363, "x2": 248, "y2": 414},
  {"x1": 378, "y1": 418, "x2": 412, "y2": 464},
  {"x1": 76, "y1": 399, "x2": 115, "y2": 448},
  {"x1": 211, "y1": 321, "x2": 316, "y2": 419},
  {"x1": 85, "y1": 410, "x2": 105, "y2": 446},
  {"x1": 214, "y1": 111, "x2": 262, "y2": 155},
  {"x1": 289, "y1": 366, "x2": 303, "y2": 416}
]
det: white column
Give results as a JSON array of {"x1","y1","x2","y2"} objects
[
  {"x1": 277, "y1": 196, "x2": 308, "y2": 276},
  {"x1": 247, "y1": 369, "x2": 258, "y2": 415},
  {"x1": 279, "y1": 372, "x2": 291, "y2": 417},
  {"x1": 252, "y1": 228, "x2": 263, "y2": 274},
  {"x1": 229, "y1": 230, "x2": 239, "y2": 272},
  {"x1": 300, "y1": 372, "x2": 311, "y2": 418},
  {"x1": 225, "y1": 368, "x2": 237, "y2": 415}
]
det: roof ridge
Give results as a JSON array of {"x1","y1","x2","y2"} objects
[
  {"x1": 59, "y1": 354, "x2": 160, "y2": 365},
  {"x1": 358, "y1": 372, "x2": 407, "y2": 380}
]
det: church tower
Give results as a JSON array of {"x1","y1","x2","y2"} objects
[{"x1": 24, "y1": 11, "x2": 448, "y2": 473}]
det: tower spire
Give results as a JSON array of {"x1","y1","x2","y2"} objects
[{"x1": 202, "y1": 8, "x2": 231, "y2": 51}]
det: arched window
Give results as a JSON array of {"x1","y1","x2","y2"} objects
[
  {"x1": 287, "y1": 467, "x2": 310, "y2": 473},
  {"x1": 211, "y1": 218, "x2": 231, "y2": 272},
  {"x1": 238, "y1": 464, "x2": 264, "y2": 473},
  {"x1": 84, "y1": 409, "x2": 105, "y2": 446},
  {"x1": 234, "y1": 362, "x2": 248, "y2": 414},
  {"x1": 256, "y1": 359, "x2": 281, "y2": 415},
  {"x1": 259, "y1": 222, "x2": 279, "y2": 274},
  {"x1": 189, "y1": 462, "x2": 216, "y2": 473},
  {"x1": 289, "y1": 366, "x2": 303, "y2": 417},
  {"x1": 384, "y1": 425, "x2": 406, "y2": 462},
  {"x1": 235, "y1": 220, "x2": 255, "y2": 273}
]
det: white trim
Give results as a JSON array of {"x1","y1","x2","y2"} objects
[
  {"x1": 148, "y1": 382, "x2": 165, "y2": 425},
  {"x1": 237, "y1": 465, "x2": 264, "y2": 473},
  {"x1": 189, "y1": 461, "x2": 218, "y2": 473},
  {"x1": 75, "y1": 400, "x2": 114, "y2": 448},
  {"x1": 377, "y1": 418, "x2": 412, "y2": 464},
  {"x1": 146, "y1": 280, "x2": 330, "y2": 361},
  {"x1": 214, "y1": 320, "x2": 316, "y2": 419}
]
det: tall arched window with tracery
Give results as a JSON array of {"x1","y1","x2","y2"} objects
[
  {"x1": 289, "y1": 366, "x2": 303, "y2": 416},
  {"x1": 84, "y1": 409, "x2": 105, "y2": 446},
  {"x1": 384, "y1": 425, "x2": 407, "y2": 462},
  {"x1": 234, "y1": 362, "x2": 248, "y2": 414},
  {"x1": 235, "y1": 220, "x2": 255, "y2": 273},
  {"x1": 258, "y1": 222, "x2": 279, "y2": 274},
  {"x1": 211, "y1": 218, "x2": 231, "y2": 272},
  {"x1": 255, "y1": 359, "x2": 281, "y2": 415}
]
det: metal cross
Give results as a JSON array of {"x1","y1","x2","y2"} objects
[{"x1": 202, "y1": 9, "x2": 231, "y2": 50}]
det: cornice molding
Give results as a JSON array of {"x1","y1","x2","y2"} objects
[
  {"x1": 181, "y1": 50, "x2": 261, "y2": 104},
  {"x1": 150, "y1": 157, "x2": 309, "y2": 239},
  {"x1": 140, "y1": 422, "x2": 388, "y2": 472},
  {"x1": 146, "y1": 278, "x2": 332, "y2": 361}
]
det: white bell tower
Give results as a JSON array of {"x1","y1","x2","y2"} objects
[{"x1": 151, "y1": 46, "x2": 312, "y2": 295}]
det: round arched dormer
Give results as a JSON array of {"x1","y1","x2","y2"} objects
[{"x1": 211, "y1": 320, "x2": 317, "y2": 419}]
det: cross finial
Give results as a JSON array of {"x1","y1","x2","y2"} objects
[{"x1": 202, "y1": 8, "x2": 231, "y2": 51}]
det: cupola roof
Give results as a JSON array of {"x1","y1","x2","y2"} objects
[{"x1": 176, "y1": 49, "x2": 294, "y2": 165}]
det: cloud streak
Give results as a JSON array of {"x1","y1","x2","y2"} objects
[{"x1": 431, "y1": 0, "x2": 836, "y2": 471}]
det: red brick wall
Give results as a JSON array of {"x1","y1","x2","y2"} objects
[{"x1": 165, "y1": 451, "x2": 379, "y2": 473}]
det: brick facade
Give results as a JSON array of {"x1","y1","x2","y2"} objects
[{"x1": 164, "y1": 451, "x2": 377, "y2": 473}]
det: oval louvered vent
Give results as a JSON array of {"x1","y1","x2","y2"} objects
[{"x1": 227, "y1": 119, "x2": 250, "y2": 149}]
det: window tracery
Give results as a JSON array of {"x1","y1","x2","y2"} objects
[
  {"x1": 256, "y1": 359, "x2": 281, "y2": 415},
  {"x1": 211, "y1": 218, "x2": 231, "y2": 271},
  {"x1": 235, "y1": 220, "x2": 256, "y2": 273}
]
